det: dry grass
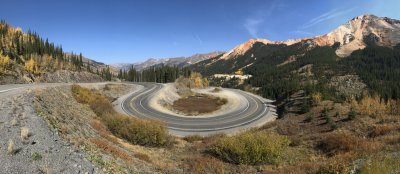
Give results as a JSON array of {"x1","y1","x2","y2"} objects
[
  {"x1": 89, "y1": 138, "x2": 132, "y2": 162},
  {"x1": 20, "y1": 127, "x2": 30, "y2": 140},
  {"x1": 384, "y1": 135, "x2": 400, "y2": 145},
  {"x1": 183, "y1": 135, "x2": 203, "y2": 143},
  {"x1": 10, "y1": 118, "x2": 18, "y2": 126},
  {"x1": 317, "y1": 132, "x2": 364, "y2": 156},
  {"x1": 184, "y1": 156, "x2": 225, "y2": 174},
  {"x1": 316, "y1": 153, "x2": 355, "y2": 174},
  {"x1": 7, "y1": 139, "x2": 15, "y2": 155},
  {"x1": 134, "y1": 152, "x2": 151, "y2": 163},
  {"x1": 369, "y1": 124, "x2": 395, "y2": 138},
  {"x1": 89, "y1": 120, "x2": 119, "y2": 144},
  {"x1": 359, "y1": 155, "x2": 400, "y2": 174},
  {"x1": 263, "y1": 162, "x2": 320, "y2": 174}
]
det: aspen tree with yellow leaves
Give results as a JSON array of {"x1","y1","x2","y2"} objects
[{"x1": 25, "y1": 58, "x2": 38, "y2": 74}]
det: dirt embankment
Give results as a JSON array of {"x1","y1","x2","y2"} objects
[{"x1": 0, "y1": 69, "x2": 104, "y2": 84}]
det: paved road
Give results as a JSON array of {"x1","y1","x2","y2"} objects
[
  {"x1": 0, "y1": 82, "x2": 277, "y2": 136},
  {"x1": 121, "y1": 83, "x2": 277, "y2": 136}
]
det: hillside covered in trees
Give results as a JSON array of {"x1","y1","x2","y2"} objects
[
  {"x1": 0, "y1": 20, "x2": 112, "y2": 83},
  {"x1": 190, "y1": 41, "x2": 400, "y2": 116},
  {"x1": 118, "y1": 65, "x2": 192, "y2": 83}
]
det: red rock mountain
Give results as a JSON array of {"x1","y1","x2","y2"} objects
[{"x1": 221, "y1": 14, "x2": 400, "y2": 60}]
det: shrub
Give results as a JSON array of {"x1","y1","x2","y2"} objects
[
  {"x1": 304, "y1": 115, "x2": 313, "y2": 122},
  {"x1": 299, "y1": 99, "x2": 311, "y2": 114},
  {"x1": 347, "y1": 108, "x2": 357, "y2": 120},
  {"x1": 318, "y1": 132, "x2": 362, "y2": 156},
  {"x1": 7, "y1": 139, "x2": 15, "y2": 155},
  {"x1": 72, "y1": 85, "x2": 170, "y2": 147},
  {"x1": 31, "y1": 152, "x2": 42, "y2": 160},
  {"x1": 311, "y1": 92, "x2": 322, "y2": 105},
  {"x1": 210, "y1": 131, "x2": 290, "y2": 165},
  {"x1": 20, "y1": 127, "x2": 30, "y2": 140},
  {"x1": 330, "y1": 123, "x2": 339, "y2": 130}
]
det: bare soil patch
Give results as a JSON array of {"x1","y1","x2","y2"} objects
[{"x1": 172, "y1": 94, "x2": 227, "y2": 115}]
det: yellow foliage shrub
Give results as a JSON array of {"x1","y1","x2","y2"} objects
[
  {"x1": 311, "y1": 92, "x2": 322, "y2": 105},
  {"x1": 211, "y1": 131, "x2": 290, "y2": 165},
  {"x1": 0, "y1": 51, "x2": 11, "y2": 71},
  {"x1": 25, "y1": 58, "x2": 38, "y2": 73}
]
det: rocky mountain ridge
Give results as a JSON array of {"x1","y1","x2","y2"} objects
[
  {"x1": 116, "y1": 51, "x2": 224, "y2": 71},
  {"x1": 220, "y1": 14, "x2": 400, "y2": 60}
]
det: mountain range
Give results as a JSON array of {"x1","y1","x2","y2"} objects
[
  {"x1": 190, "y1": 14, "x2": 400, "y2": 102},
  {"x1": 220, "y1": 14, "x2": 400, "y2": 61},
  {"x1": 114, "y1": 51, "x2": 224, "y2": 71}
]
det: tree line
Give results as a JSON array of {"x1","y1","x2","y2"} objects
[
  {"x1": 118, "y1": 65, "x2": 191, "y2": 83},
  {"x1": 0, "y1": 20, "x2": 110, "y2": 79}
]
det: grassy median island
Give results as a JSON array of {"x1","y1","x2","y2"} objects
[
  {"x1": 172, "y1": 94, "x2": 227, "y2": 115},
  {"x1": 71, "y1": 84, "x2": 170, "y2": 147}
]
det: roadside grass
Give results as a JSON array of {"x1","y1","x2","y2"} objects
[
  {"x1": 359, "y1": 155, "x2": 400, "y2": 174},
  {"x1": 183, "y1": 135, "x2": 203, "y2": 143},
  {"x1": 71, "y1": 84, "x2": 170, "y2": 147},
  {"x1": 89, "y1": 138, "x2": 133, "y2": 162},
  {"x1": 184, "y1": 155, "x2": 225, "y2": 174}
]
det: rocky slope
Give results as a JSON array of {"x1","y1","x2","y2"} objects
[
  {"x1": 0, "y1": 88, "x2": 99, "y2": 173},
  {"x1": 0, "y1": 68, "x2": 104, "y2": 84},
  {"x1": 220, "y1": 14, "x2": 400, "y2": 60},
  {"x1": 116, "y1": 51, "x2": 224, "y2": 71}
]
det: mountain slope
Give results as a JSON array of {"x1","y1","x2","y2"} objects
[
  {"x1": 219, "y1": 14, "x2": 400, "y2": 61},
  {"x1": 190, "y1": 14, "x2": 400, "y2": 103},
  {"x1": 0, "y1": 20, "x2": 117, "y2": 83},
  {"x1": 116, "y1": 51, "x2": 224, "y2": 71}
]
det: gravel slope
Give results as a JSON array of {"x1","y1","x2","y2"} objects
[{"x1": 0, "y1": 89, "x2": 99, "y2": 174}]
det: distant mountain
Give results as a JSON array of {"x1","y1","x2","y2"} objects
[
  {"x1": 115, "y1": 51, "x2": 224, "y2": 71},
  {"x1": 190, "y1": 14, "x2": 400, "y2": 102},
  {"x1": 220, "y1": 14, "x2": 400, "y2": 60}
]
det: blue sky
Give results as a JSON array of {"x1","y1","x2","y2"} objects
[{"x1": 0, "y1": 0, "x2": 399, "y2": 64}]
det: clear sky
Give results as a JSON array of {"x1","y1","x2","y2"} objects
[{"x1": 0, "y1": 0, "x2": 399, "y2": 64}]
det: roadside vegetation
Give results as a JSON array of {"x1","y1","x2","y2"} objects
[
  {"x1": 32, "y1": 83, "x2": 400, "y2": 173},
  {"x1": 210, "y1": 131, "x2": 291, "y2": 165},
  {"x1": 71, "y1": 84, "x2": 170, "y2": 147}
]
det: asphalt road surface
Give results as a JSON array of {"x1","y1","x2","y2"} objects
[{"x1": 121, "y1": 83, "x2": 277, "y2": 136}]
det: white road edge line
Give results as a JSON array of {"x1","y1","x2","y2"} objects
[{"x1": 0, "y1": 87, "x2": 24, "y2": 93}]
